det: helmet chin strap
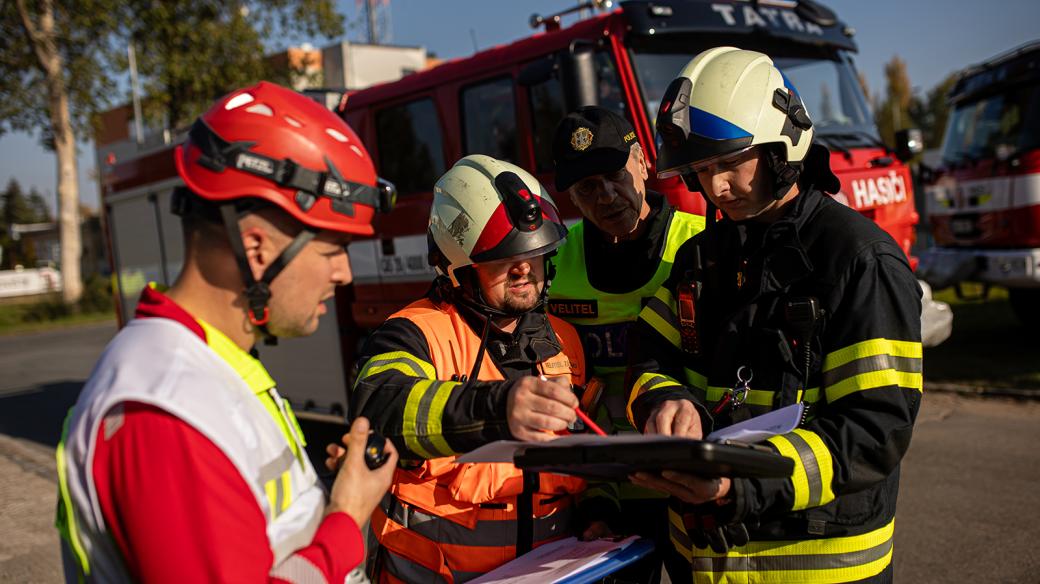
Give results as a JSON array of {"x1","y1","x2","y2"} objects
[
  {"x1": 220, "y1": 204, "x2": 316, "y2": 346},
  {"x1": 764, "y1": 146, "x2": 802, "y2": 201}
]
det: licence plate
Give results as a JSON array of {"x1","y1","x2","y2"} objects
[{"x1": 950, "y1": 216, "x2": 978, "y2": 236}]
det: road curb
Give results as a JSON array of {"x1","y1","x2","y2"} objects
[
  {"x1": 0, "y1": 433, "x2": 56, "y2": 483},
  {"x1": 925, "y1": 382, "x2": 1040, "y2": 400}
]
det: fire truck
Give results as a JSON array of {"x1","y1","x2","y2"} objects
[
  {"x1": 98, "y1": 0, "x2": 929, "y2": 419},
  {"x1": 920, "y1": 41, "x2": 1040, "y2": 327}
]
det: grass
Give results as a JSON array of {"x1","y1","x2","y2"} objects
[
  {"x1": 0, "y1": 307, "x2": 114, "y2": 335},
  {"x1": 0, "y1": 275, "x2": 117, "y2": 335},
  {"x1": 925, "y1": 285, "x2": 1040, "y2": 389}
]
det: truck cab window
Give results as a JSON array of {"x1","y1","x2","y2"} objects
[
  {"x1": 528, "y1": 51, "x2": 627, "y2": 172},
  {"x1": 375, "y1": 98, "x2": 446, "y2": 195},
  {"x1": 462, "y1": 77, "x2": 519, "y2": 163}
]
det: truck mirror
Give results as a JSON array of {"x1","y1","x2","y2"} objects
[
  {"x1": 518, "y1": 56, "x2": 556, "y2": 87},
  {"x1": 560, "y1": 40, "x2": 598, "y2": 110},
  {"x1": 894, "y1": 128, "x2": 924, "y2": 162}
]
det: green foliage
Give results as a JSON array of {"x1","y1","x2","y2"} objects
[
  {"x1": 0, "y1": 0, "x2": 122, "y2": 144},
  {"x1": 123, "y1": 1, "x2": 345, "y2": 130},
  {"x1": 875, "y1": 56, "x2": 914, "y2": 148},
  {"x1": 0, "y1": 178, "x2": 53, "y2": 268}
]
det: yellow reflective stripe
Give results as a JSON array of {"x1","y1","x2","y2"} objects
[
  {"x1": 639, "y1": 304, "x2": 681, "y2": 349},
  {"x1": 705, "y1": 386, "x2": 775, "y2": 407},
  {"x1": 402, "y1": 379, "x2": 459, "y2": 458},
  {"x1": 425, "y1": 380, "x2": 455, "y2": 457},
  {"x1": 280, "y1": 472, "x2": 292, "y2": 513},
  {"x1": 683, "y1": 368, "x2": 707, "y2": 390},
  {"x1": 357, "y1": 350, "x2": 436, "y2": 384},
  {"x1": 823, "y1": 338, "x2": 922, "y2": 370},
  {"x1": 767, "y1": 434, "x2": 810, "y2": 510},
  {"x1": 668, "y1": 507, "x2": 694, "y2": 563},
  {"x1": 265, "y1": 478, "x2": 278, "y2": 519},
  {"x1": 767, "y1": 429, "x2": 835, "y2": 511},
  {"x1": 826, "y1": 370, "x2": 924, "y2": 403},
  {"x1": 823, "y1": 338, "x2": 923, "y2": 403},
  {"x1": 689, "y1": 520, "x2": 895, "y2": 584},
  {"x1": 802, "y1": 387, "x2": 821, "y2": 403},
  {"x1": 282, "y1": 400, "x2": 307, "y2": 448},
  {"x1": 197, "y1": 320, "x2": 275, "y2": 393},
  {"x1": 627, "y1": 372, "x2": 684, "y2": 425},
  {"x1": 55, "y1": 411, "x2": 90, "y2": 576},
  {"x1": 256, "y1": 391, "x2": 302, "y2": 461}
]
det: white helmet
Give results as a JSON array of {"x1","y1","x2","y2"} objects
[
  {"x1": 655, "y1": 47, "x2": 815, "y2": 182},
  {"x1": 429, "y1": 155, "x2": 567, "y2": 287}
]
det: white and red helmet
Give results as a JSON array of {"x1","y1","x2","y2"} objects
[{"x1": 429, "y1": 155, "x2": 567, "y2": 286}]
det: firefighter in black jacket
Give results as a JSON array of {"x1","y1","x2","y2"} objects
[{"x1": 626, "y1": 47, "x2": 922, "y2": 584}]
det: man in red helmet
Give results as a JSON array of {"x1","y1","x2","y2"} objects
[{"x1": 55, "y1": 82, "x2": 397, "y2": 583}]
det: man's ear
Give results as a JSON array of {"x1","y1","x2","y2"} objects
[
  {"x1": 636, "y1": 145, "x2": 650, "y2": 181},
  {"x1": 240, "y1": 225, "x2": 270, "y2": 281}
]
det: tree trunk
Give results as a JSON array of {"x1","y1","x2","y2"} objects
[{"x1": 17, "y1": 0, "x2": 83, "y2": 305}]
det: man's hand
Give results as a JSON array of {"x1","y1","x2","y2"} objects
[
  {"x1": 580, "y1": 520, "x2": 614, "y2": 541},
  {"x1": 325, "y1": 417, "x2": 398, "y2": 526},
  {"x1": 507, "y1": 375, "x2": 577, "y2": 442},
  {"x1": 644, "y1": 399, "x2": 702, "y2": 438},
  {"x1": 629, "y1": 470, "x2": 731, "y2": 506}
]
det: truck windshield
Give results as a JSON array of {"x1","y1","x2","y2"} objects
[
  {"x1": 630, "y1": 50, "x2": 879, "y2": 147},
  {"x1": 940, "y1": 81, "x2": 1040, "y2": 166}
]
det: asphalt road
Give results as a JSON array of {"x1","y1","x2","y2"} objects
[{"x1": 1, "y1": 322, "x2": 1038, "y2": 582}]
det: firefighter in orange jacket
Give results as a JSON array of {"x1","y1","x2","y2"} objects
[{"x1": 349, "y1": 155, "x2": 588, "y2": 583}]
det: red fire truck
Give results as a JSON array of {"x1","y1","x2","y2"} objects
[
  {"x1": 921, "y1": 41, "x2": 1040, "y2": 327},
  {"x1": 98, "y1": 0, "x2": 927, "y2": 418}
]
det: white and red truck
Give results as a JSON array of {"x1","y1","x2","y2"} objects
[{"x1": 921, "y1": 40, "x2": 1040, "y2": 327}]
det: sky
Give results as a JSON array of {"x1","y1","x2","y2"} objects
[{"x1": 2, "y1": 0, "x2": 1037, "y2": 213}]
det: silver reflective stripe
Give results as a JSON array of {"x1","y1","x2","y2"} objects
[
  {"x1": 272, "y1": 476, "x2": 286, "y2": 520},
  {"x1": 413, "y1": 381, "x2": 453, "y2": 457},
  {"x1": 269, "y1": 555, "x2": 328, "y2": 584},
  {"x1": 259, "y1": 447, "x2": 296, "y2": 485},
  {"x1": 383, "y1": 548, "x2": 443, "y2": 583},
  {"x1": 383, "y1": 493, "x2": 572, "y2": 548},
  {"x1": 691, "y1": 536, "x2": 893, "y2": 573},
  {"x1": 785, "y1": 432, "x2": 824, "y2": 507},
  {"x1": 822, "y1": 354, "x2": 922, "y2": 388}
]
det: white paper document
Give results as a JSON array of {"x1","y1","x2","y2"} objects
[
  {"x1": 706, "y1": 402, "x2": 805, "y2": 444},
  {"x1": 467, "y1": 536, "x2": 639, "y2": 584}
]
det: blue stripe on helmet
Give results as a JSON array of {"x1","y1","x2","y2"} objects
[
  {"x1": 779, "y1": 70, "x2": 800, "y2": 97},
  {"x1": 689, "y1": 106, "x2": 753, "y2": 141}
]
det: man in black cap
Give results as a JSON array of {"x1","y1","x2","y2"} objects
[{"x1": 548, "y1": 106, "x2": 704, "y2": 584}]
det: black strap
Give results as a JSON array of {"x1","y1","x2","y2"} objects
[
  {"x1": 220, "y1": 204, "x2": 317, "y2": 342},
  {"x1": 516, "y1": 471, "x2": 537, "y2": 556},
  {"x1": 189, "y1": 119, "x2": 383, "y2": 208}
]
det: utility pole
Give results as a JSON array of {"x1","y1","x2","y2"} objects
[{"x1": 366, "y1": 0, "x2": 378, "y2": 44}]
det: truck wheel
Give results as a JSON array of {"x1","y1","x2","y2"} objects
[{"x1": 1008, "y1": 288, "x2": 1040, "y2": 327}]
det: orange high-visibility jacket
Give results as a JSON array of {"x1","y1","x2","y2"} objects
[{"x1": 357, "y1": 298, "x2": 587, "y2": 583}]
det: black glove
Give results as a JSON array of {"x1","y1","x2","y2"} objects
[{"x1": 681, "y1": 503, "x2": 750, "y2": 554}]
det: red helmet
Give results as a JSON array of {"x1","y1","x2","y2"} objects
[{"x1": 175, "y1": 81, "x2": 390, "y2": 235}]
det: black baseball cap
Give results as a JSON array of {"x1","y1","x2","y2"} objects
[{"x1": 552, "y1": 106, "x2": 638, "y2": 192}]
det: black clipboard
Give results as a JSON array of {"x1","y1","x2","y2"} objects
[{"x1": 513, "y1": 438, "x2": 792, "y2": 481}]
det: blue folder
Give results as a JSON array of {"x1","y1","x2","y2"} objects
[{"x1": 555, "y1": 538, "x2": 656, "y2": 584}]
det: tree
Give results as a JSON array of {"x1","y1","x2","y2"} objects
[
  {"x1": 911, "y1": 74, "x2": 958, "y2": 150},
  {"x1": 1, "y1": 0, "x2": 122, "y2": 303},
  {"x1": 875, "y1": 55, "x2": 915, "y2": 148},
  {"x1": 124, "y1": 1, "x2": 345, "y2": 130},
  {"x1": 0, "y1": 178, "x2": 52, "y2": 268}
]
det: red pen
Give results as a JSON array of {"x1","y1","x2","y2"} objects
[
  {"x1": 540, "y1": 375, "x2": 608, "y2": 436},
  {"x1": 574, "y1": 406, "x2": 608, "y2": 437}
]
